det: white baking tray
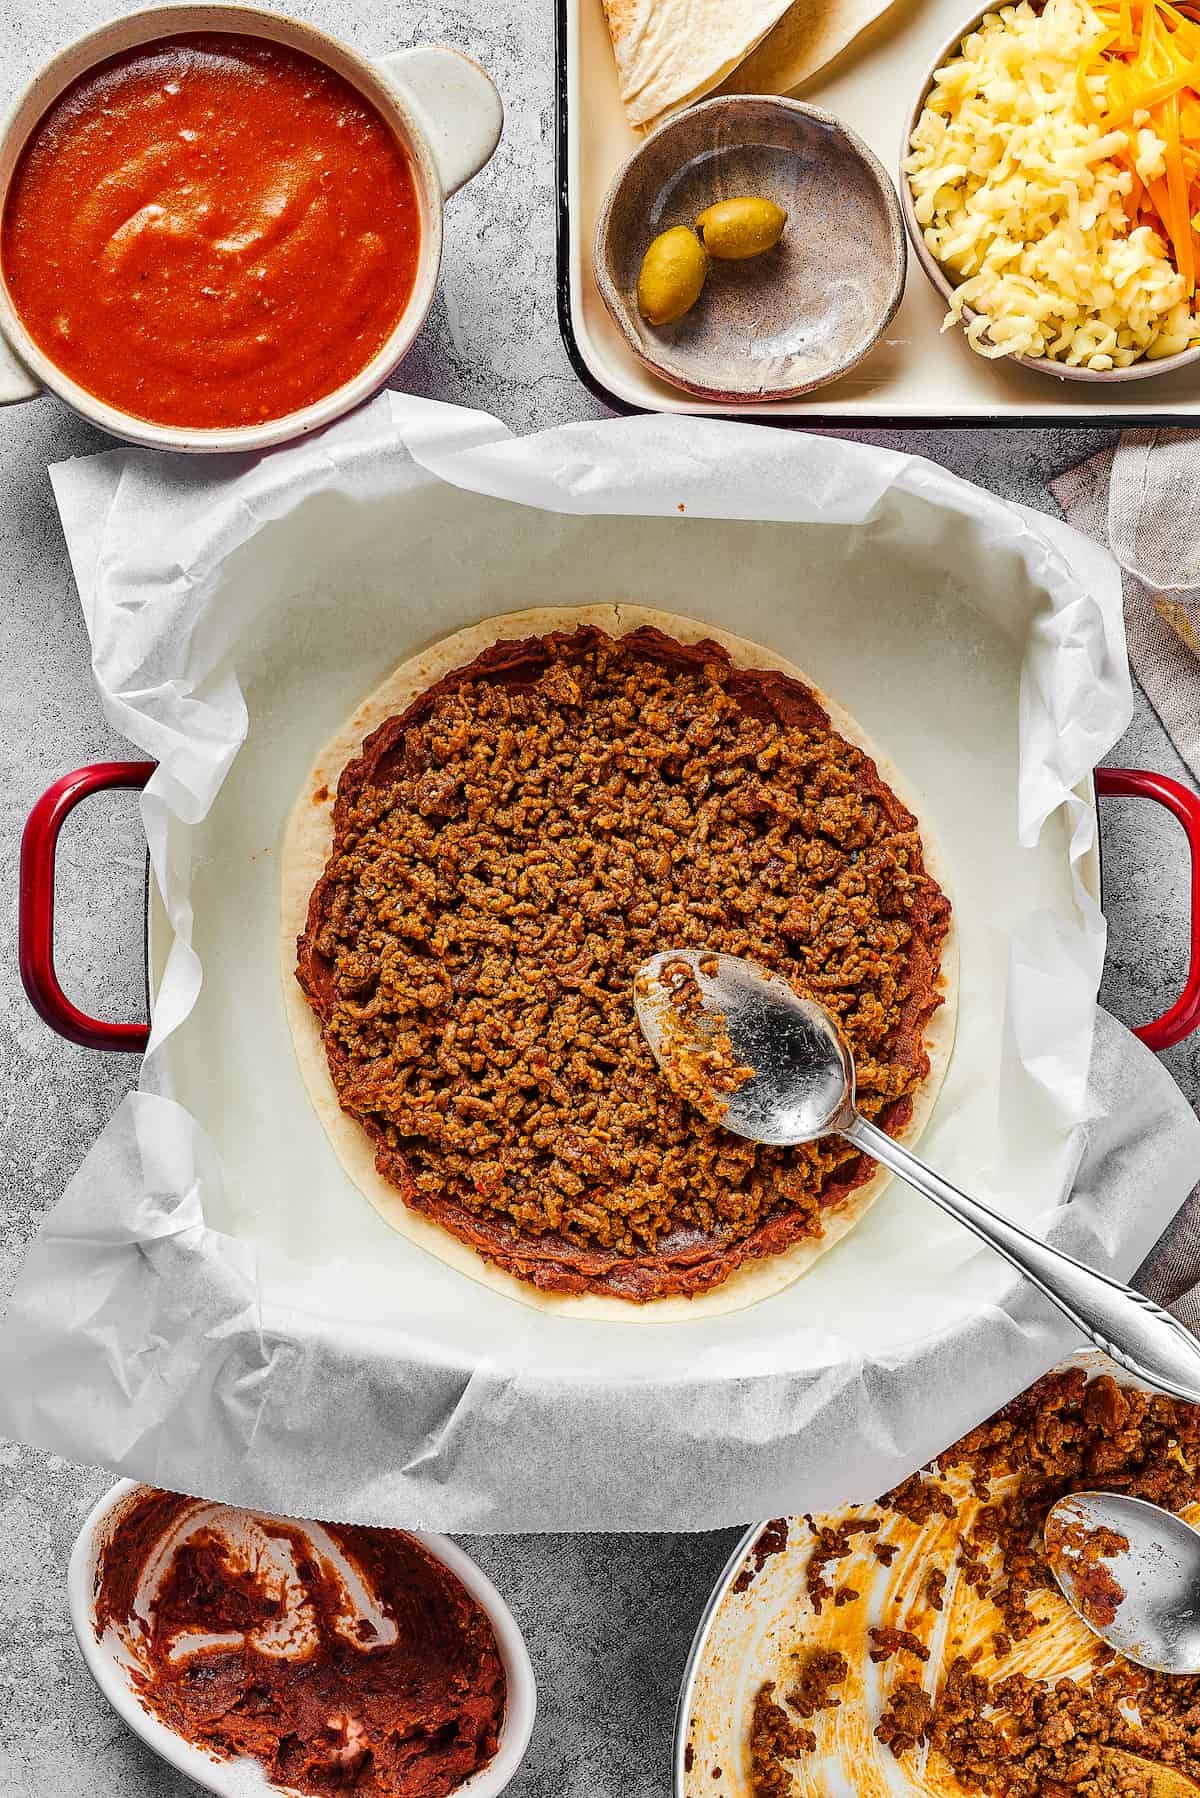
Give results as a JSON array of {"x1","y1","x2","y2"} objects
[
  {"x1": 153, "y1": 506, "x2": 1096, "y2": 1294},
  {"x1": 556, "y1": 0, "x2": 1200, "y2": 422}
]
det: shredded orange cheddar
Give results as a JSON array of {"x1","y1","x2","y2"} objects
[{"x1": 1089, "y1": 0, "x2": 1200, "y2": 293}]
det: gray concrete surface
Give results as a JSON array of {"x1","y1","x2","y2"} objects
[{"x1": 0, "y1": 1, "x2": 1198, "y2": 1794}]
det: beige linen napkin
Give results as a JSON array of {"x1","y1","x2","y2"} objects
[
  {"x1": 1053, "y1": 431, "x2": 1200, "y2": 1313},
  {"x1": 1051, "y1": 431, "x2": 1200, "y2": 783},
  {"x1": 1139, "y1": 1225, "x2": 1200, "y2": 1329}
]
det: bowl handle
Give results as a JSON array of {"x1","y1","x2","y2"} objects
[
  {"x1": 1096, "y1": 766, "x2": 1200, "y2": 1050},
  {"x1": 19, "y1": 762, "x2": 154, "y2": 1052},
  {"x1": 375, "y1": 46, "x2": 502, "y2": 197},
  {"x1": 0, "y1": 320, "x2": 39, "y2": 405}
]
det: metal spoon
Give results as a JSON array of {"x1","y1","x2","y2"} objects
[
  {"x1": 1046, "y1": 1491, "x2": 1200, "y2": 1675},
  {"x1": 633, "y1": 949, "x2": 1200, "y2": 1405}
]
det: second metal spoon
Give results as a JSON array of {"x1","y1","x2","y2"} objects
[
  {"x1": 634, "y1": 949, "x2": 1200, "y2": 1405},
  {"x1": 1046, "y1": 1490, "x2": 1200, "y2": 1674}
]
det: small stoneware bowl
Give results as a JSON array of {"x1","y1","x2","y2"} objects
[
  {"x1": 594, "y1": 93, "x2": 906, "y2": 403},
  {"x1": 0, "y1": 2, "x2": 503, "y2": 449},
  {"x1": 900, "y1": 3, "x2": 1200, "y2": 384},
  {"x1": 68, "y1": 1480, "x2": 538, "y2": 1798}
]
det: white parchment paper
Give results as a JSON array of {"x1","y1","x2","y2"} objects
[{"x1": 2, "y1": 392, "x2": 1198, "y2": 1530}]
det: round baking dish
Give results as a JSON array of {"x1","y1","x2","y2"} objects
[
  {"x1": 900, "y1": 2, "x2": 1200, "y2": 384},
  {"x1": 68, "y1": 1480, "x2": 537, "y2": 1798},
  {"x1": 672, "y1": 1349, "x2": 1189, "y2": 1797}
]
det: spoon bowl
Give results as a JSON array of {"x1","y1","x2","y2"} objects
[
  {"x1": 1045, "y1": 1491, "x2": 1200, "y2": 1675},
  {"x1": 634, "y1": 949, "x2": 854, "y2": 1146}
]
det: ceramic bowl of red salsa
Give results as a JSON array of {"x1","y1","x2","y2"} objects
[{"x1": 0, "y1": 5, "x2": 502, "y2": 450}]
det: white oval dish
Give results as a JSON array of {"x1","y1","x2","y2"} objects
[{"x1": 68, "y1": 1480, "x2": 537, "y2": 1798}]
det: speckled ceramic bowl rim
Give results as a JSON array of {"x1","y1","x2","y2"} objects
[
  {"x1": 899, "y1": 0, "x2": 1200, "y2": 383},
  {"x1": 594, "y1": 93, "x2": 908, "y2": 403},
  {"x1": 67, "y1": 1479, "x2": 537, "y2": 1798}
]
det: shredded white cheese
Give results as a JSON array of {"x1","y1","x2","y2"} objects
[{"x1": 905, "y1": 0, "x2": 1200, "y2": 368}]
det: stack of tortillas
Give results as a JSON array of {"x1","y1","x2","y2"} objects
[{"x1": 601, "y1": 0, "x2": 898, "y2": 131}]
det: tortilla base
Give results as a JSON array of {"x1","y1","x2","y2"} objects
[
  {"x1": 601, "y1": 0, "x2": 903, "y2": 132},
  {"x1": 280, "y1": 605, "x2": 958, "y2": 1323}
]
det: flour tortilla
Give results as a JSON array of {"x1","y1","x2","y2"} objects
[
  {"x1": 601, "y1": 0, "x2": 900, "y2": 132},
  {"x1": 718, "y1": 0, "x2": 902, "y2": 102},
  {"x1": 602, "y1": 0, "x2": 794, "y2": 130},
  {"x1": 281, "y1": 606, "x2": 958, "y2": 1323}
]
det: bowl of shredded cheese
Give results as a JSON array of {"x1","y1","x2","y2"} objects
[{"x1": 902, "y1": 0, "x2": 1200, "y2": 377}]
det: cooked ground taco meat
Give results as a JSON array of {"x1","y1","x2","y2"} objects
[
  {"x1": 747, "y1": 1369, "x2": 1200, "y2": 1798},
  {"x1": 732, "y1": 1518, "x2": 792, "y2": 1594},
  {"x1": 297, "y1": 625, "x2": 951, "y2": 1301},
  {"x1": 803, "y1": 1516, "x2": 880, "y2": 1611},
  {"x1": 750, "y1": 1687, "x2": 818, "y2": 1794},
  {"x1": 1044, "y1": 1508, "x2": 1129, "y2": 1629},
  {"x1": 789, "y1": 1648, "x2": 850, "y2": 1716},
  {"x1": 869, "y1": 1625, "x2": 930, "y2": 1663},
  {"x1": 749, "y1": 1655, "x2": 849, "y2": 1794},
  {"x1": 876, "y1": 1678, "x2": 935, "y2": 1755}
]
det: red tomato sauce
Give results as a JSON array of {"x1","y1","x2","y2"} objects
[{"x1": 1, "y1": 34, "x2": 422, "y2": 429}]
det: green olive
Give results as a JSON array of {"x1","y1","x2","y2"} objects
[
  {"x1": 636, "y1": 226, "x2": 708, "y2": 325},
  {"x1": 696, "y1": 197, "x2": 787, "y2": 260}
]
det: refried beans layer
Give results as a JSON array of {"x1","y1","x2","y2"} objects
[{"x1": 296, "y1": 625, "x2": 952, "y2": 1300}]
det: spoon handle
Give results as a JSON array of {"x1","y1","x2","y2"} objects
[{"x1": 846, "y1": 1114, "x2": 1200, "y2": 1404}]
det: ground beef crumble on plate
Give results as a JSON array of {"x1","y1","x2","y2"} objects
[
  {"x1": 747, "y1": 1368, "x2": 1200, "y2": 1798},
  {"x1": 297, "y1": 625, "x2": 951, "y2": 1302}
]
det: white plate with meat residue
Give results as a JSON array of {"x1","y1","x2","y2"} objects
[
  {"x1": 674, "y1": 1351, "x2": 1200, "y2": 1798},
  {"x1": 68, "y1": 1481, "x2": 536, "y2": 1798}
]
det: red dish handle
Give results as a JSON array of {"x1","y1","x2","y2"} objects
[
  {"x1": 19, "y1": 761, "x2": 155, "y2": 1052},
  {"x1": 1096, "y1": 766, "x2": 1200, "y2": 1051}
]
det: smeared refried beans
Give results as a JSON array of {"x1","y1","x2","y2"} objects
[
  {"x1": 748, "y1": 1368, "x2": 1200, "y2": 1798},
  {"x1": 297, "y1": 626, "x2": 951, "y2": 1300},
  {"x1": 94, "y1": 1489, "x2": 505, "y2": 1797}
]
